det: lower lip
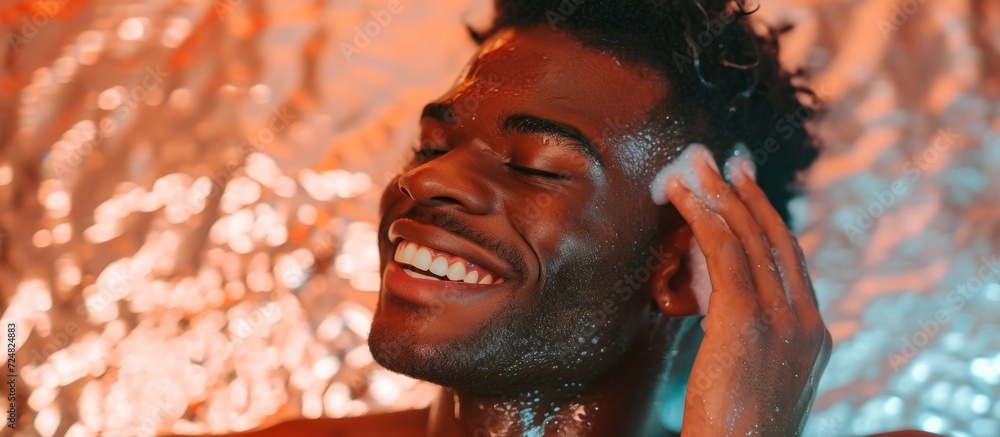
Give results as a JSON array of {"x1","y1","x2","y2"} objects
[{"x1": 382, "y1": 261, "x2": 505, "y2": 305}]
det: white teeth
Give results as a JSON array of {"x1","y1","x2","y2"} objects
[
  {"x1": 412, "y1": 247, "x2": 432, "y2": 270},
  {"x1": 397, "y1": 240, "x2": 501, "y2": 284},
  {"x1": 404, "y1": 268, "x2": 442, "y2": 281},
  {"x1": 401, "y1": 243, "x2": 417, "y2": 263},
  {"x1": 429, "y1": 256, "x2": 449, "y2": 276},
  {"x1": 446, "y1": 262, "x2": 466, "y2": 281}
]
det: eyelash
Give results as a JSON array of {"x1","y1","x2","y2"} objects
[
  {"x1": 411, "y1": 148, "x2": 568, "y2": 180},
  {"x1": 412, "y1": 147, "x2": 446, "y2": 158},
  {"x1": 505, "y1": 163, "x2": 568, "y2": 180}
]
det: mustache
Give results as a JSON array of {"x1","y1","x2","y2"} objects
[{"x1": 398, "y1": 208, "x2": 527, "y2": 277}]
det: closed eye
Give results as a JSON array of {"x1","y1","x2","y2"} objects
[
  {"x1": 505, "y1": 163, "x2": 569, "y2": 180},
  {"x1": 413, "y1": 148, "x2": 447, "y2": 158}
]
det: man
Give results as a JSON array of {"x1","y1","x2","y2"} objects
[{"x1": 211, "y1": 0, "x2": 936, "y2": 435}]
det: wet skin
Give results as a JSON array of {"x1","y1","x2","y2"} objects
[
  {"x1": 367, "y1": 24, "x2": 832, "y2": 436},
  {"x1": 369, "y1": 23, "x2": 829, "y2": 435},
  {"x1": 372, "y1": 25, "x2": 685, "y2": 436},
  {"x1": 191, "y1": 24, "x2": 942, "y2": 437}
]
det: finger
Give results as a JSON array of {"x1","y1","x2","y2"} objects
[
  {"x1": 792, "y1": 241, "x2": 820, "y2": 308},
  {"x1": 664, "y1": 174, "x2": 758, "y2": 320},
  {"x1": 691, "y1": 147, "x2": 792, "y2": 318},
  {"x1": 727, "y1": 155, "x2": 823, "y2": 329}
]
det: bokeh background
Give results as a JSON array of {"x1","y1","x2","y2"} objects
[{"x1": 1, "y1": 0, "x2": 999, "y2": 436}]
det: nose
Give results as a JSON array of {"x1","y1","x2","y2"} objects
[{"x1": 397, "y1": 149, "x2": 496, "y2": 215}]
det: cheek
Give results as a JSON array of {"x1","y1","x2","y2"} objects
[
  {"x1": 535, "y1": 219, "x2": 617, "y2": 297},
  {"x1": 379, "y1": 178, "x2": 404, "y2": 215},
  {"x1": 515, "y1": 198, "x2": 585, "y2": 267}
]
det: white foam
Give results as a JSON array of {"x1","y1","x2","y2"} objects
[
  {"x1": 649, "y1": 143, "x2": 713, "y2": 205},
  {"x1": 723, "y1": 142, "x2": 755, "y2": 183}
]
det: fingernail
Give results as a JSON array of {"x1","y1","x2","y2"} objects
[
  {"x1": 649, "y1": 143, "x2": 711, "y2": 205},
  {"x1": 699, "y1": 147, "x2": 720, "y2": 174},
  {"x1": 724, "y1": 143, "x2": 756, "y2": 183}
]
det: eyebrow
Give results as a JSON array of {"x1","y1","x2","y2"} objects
[
  {"x1": 420, "y1": 102, "x2": 454, "y2": 123},
  {"x1": 500, "y1": 113, "x2": 602, "y2": 166}
]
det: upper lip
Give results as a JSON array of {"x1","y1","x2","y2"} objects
[{"x1": 387, "y1": 218, "x2": 514, "y2": 281}]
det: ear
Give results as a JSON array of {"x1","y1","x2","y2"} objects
[{"x1": 649, "y1": 222, "x2": 712, "y2": 318}]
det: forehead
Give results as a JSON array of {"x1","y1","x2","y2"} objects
[{"x1": 446, "y1": 26, "x2": 669, "y2": 144}]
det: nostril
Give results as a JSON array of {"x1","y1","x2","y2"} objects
[{"x1": 399, "y1": 185, "x2": 413, "y2": 199}]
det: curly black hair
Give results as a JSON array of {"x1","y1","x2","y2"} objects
[{"x1": 472, "y1": 0, "x2": 820, "y2": 222}]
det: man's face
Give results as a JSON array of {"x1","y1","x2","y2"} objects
[{"x1": 370, "y1": 26, "x2": 678, "y2": 394}]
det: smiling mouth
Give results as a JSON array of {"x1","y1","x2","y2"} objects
[{"x1": 394, "y1": 239, "x2": 503, "y2": 285}]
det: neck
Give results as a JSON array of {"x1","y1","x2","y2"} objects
[{"x1": 427, "y1": 315, "x2": 697, "y2": 436}]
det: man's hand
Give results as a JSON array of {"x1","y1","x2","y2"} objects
[{"x1": 661, "y1": 145, "x2": 832, "y2": 436}]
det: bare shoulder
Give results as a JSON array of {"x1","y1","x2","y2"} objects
[{"x1": 167, "y1": 408, "x2": 430, "y2": 437}]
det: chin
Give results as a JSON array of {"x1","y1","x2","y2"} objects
[
  {"x1": 367, "y1": 317, "x2": 477, "y2": 389},
  {"x1": 368, "y1": 304, "x2": 633, "y2": 396}
]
